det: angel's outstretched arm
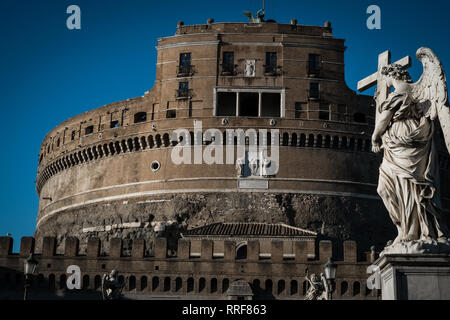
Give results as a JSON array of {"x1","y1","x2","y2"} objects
[{"x1": 371, "y1": 110, "x2": 395, "y2": 153}]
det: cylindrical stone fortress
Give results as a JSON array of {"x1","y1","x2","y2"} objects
[{"x1": 34, "y1": 20, "x2": 450, "y2": 254}]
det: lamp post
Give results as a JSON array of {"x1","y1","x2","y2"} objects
[
  {"x1": 323, "y1": 258, "x2": 337, "y2": 300},
  {"x1": 23, "y1": 253, "x2": 38, "y2": 300}
]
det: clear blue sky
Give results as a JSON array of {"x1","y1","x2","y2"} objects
[{"x1": 1, "y1": 0, "x2": 449, "y2": 251}]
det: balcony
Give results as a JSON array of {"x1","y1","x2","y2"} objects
[
  {"x1": 175, "y1": 88, "x2": 192, "y2": 99},
  {"x1": 221, "y1": 64, "x2": 236, "y2": 76},
  {"x1": 177, "y1": 65, "x2": 195, "y2": 77},
  {"x1": 307, "y1": 65, "x2": 321, "y2": 78},
  {"x1": 264, "y1": 65, "x2": 282, "y2": 76}
]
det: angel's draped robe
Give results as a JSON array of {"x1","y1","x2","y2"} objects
[{"x1": 378, "y1": 91, "x2": 449, "y2": 241}]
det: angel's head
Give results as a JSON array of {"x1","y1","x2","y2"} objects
[{"x1": 381, "y1": 64, "x2": 413, "y2": 85}]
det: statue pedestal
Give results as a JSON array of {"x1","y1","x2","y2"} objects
[{"x1": 374, "y1": 254, "x2": 450, "y2": 300}]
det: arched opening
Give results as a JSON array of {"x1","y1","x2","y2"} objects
[
  {"x1": 141, "y1": 276, "x2": 147, "y2": 291},
  {"x1": 299, "y1": 134, "x2": 306, "y2": 147},
  {"x1": 290, "y1": 280, "x2": 298, "y2": 295},
  {"x1": 332, "y1": 136, "x2": 339, "y2": 149},
  {"x1": 187, "y1": 277, "x2": 194, "y2": 293},
  {"x1": 277, "y1": 280, "x2": 285, "y2": 295},
  {"x1": 60, "y1": 274, "x2": 67, "y2": 290},
  {"x1": 49, "y1": 274, "x2": 56, "y2": 290},
  {"x1": 211, "y1": 278, "x2": 218, "y2": 293},
  {"x1": 353, "y1": 281, "x2": 361, "y2": 296},
  {"x1": 163, "y1": 133, "x2": 170, "y2": 147},
  {"x1": 175, "y1": 277, "x2": 182, "y2": 292},
  {"x1": 134, "y1": 112, "x2": 147, "y2": 123},
  {"x1": 236, "y1": 242, "x2": 247, "y2": 260},
  {"x1": 164, "y1": 277, "x2": 171, "y2": 292},
  {"x1": 152, "y1": 276, "x2": 159, "y2": 291},
  {"x1": 341, "y1": 281, "x2": 348, "y2": 296},
  {"x1": 308, "y1": 134, "x2": 314, "y2": 147},
  {"x1": 82, "y1": 275, "x2": 89, "y2": 290},
  {"x1": 199, "y1": 278, "x2": 206, "y2": 293},
  {"x1": 94, "y1": 275, "x2": 102, "y2": 290},
  {"x1": 291, "y1": 133, "x2": 297, "y2": 146},
  {"x1": 222, "y1": 279, "x2": 229, "y2": 293},
  {"x1": 282, "y1": 133, "x2": 289, "y2": 146},
  {"x1": 316, "y1": 135, "x2": 323, "y2": 148},
  {"x1": 265, "y1": 279, "x2": 273, "y2": 294},
  {"x1": 324, "y1": 135, "x2": 331, "y2": 148},
  {"x1": 129, "y1": 276, "x2": 136, "y2": 291}
]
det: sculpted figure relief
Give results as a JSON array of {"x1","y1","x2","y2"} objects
[{"x1": 370, "y1": 48, "x2": 450, "y2": 253}]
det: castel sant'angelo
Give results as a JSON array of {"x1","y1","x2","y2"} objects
[{"x1": 1, "y1": 13, "x2": 449, "y2": 300}]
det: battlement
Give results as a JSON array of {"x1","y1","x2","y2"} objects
[
  {"x1": 0, "y1": 236, "x2": 380, "y2": 300},
  {"x1": 0, "y1": 236, "x2": 376, "y2": 263}
]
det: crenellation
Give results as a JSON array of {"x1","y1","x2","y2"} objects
[
  {"x1": 271, "y1": 240, "x2": 284, "y2": 262},
  {"x1": 319, "y1": 240, "x2": 333, "y2": 262},
  {"x1": 0, "y1": 237, "x2": 13, "y2": 257},
  {"x1": 131, "y1": 239, "x2": 145, "y2": 259},
  {"x1": 343, "y1": 241, "x2": 357, "y2": 263},
  {"x1": 201, "y1": 239, "x2": 213, "y2": 260},
  {"x1": 42, "y1": 237, "x2": 56, "y2": 257},
  {"x1": 110, "y1": 238, "x2": 122, "y2": 258},
  {"x1": 20, "y1": 237, "x2": 35, "y2": 257},
  {"x1": 64, "y1": 237, "x2": 79, "y2": 257},
  {"x1": 87, "y1": 238, "x2": 100, "y2": 258}
]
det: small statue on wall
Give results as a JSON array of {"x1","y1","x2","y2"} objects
[
  {"x1": 304, "y1": 271, "x2": 330, "y2": 300},
  {"x1": 102, "y1": 270, "x2": 124, "y2": 300}
]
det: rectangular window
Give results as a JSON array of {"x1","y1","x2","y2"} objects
[
  {"x1": 265, "y1": 52, "x2": 277, "y2": 75},
  {"x1": 178, "y1": 53, "x2": 191, "y2": 76},
  {"x1": 295, "y1": 102, "x2": 308, "y2": 119},
  {"x1": 338, "y1": 104, "x2": 346, "y2": 121},
  {"x1": 217, "y1": 92, "x2": 237, "y2": 116},
  {"x1": 261, "y1": 93, "x2": 281, "y2": 117},
  {"x1": 309, "y1": 83, "x2": 319, "y2": 99},
  {"x1": 166, "y1": 109, "x2": 177, "y2": 118},
  {"x1": 222, "y1": 52, "x2": 234, "y2": 75},
  {"x1": 110, "y1": 120, "x2": 119, "y2": 128},
  {"x1": 319, "y1": 103, "x2": 330, "y2": 120},
  {"x1": 239, "y1": 92, "x2": 259, "y2": 117},
  {"x1": 308, "y1": 54, "x2": 321, "y2": 75},
  {"x1": 85, "y1": 125, "x2": 94, "y2": 135},
  {"x1": 71, "y1": 131, "x2": 76, "y2": 140},
  {"x1": 177, "y1": 81, "x2": 189, "y2": 98}
]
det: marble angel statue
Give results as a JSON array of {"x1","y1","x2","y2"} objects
[{"x1": 371, "y1": 47, "x2": 450, "y2": 253}]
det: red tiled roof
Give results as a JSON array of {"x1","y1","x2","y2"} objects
[{"x1": 182, "y1": 222, "x2": 317, "y2": 237}]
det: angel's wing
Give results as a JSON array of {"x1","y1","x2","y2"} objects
[
  {"x1": 243, "y1": 11, "x2": 255, "y2": 22},
  {"x1": 411, "y1": 47, "x2": 450, "y2": 153}
]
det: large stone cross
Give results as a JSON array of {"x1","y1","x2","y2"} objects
[{"x1": 357, "y1": 51, "x2": 411, "y2": 122}]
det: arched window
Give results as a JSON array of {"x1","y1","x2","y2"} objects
[
  {"x1": 282, "y1": 133, "x2": 289, "y2": 146},
  {"x1": 134, "y1": 112, "x2": 147, "y2": 123},
  {"x1": 163, "y1": 133, "x2": 170, "y2": 147},
  {"x1": 353, "y1": 281, "x2": 361, "y2": 296},
  {"x1": 277, "y1": 280, "x2": 285, "y2": 295},
  {"x1": 308, "y1": 134, "x2": 314, "y2": 147},
  {"x1": 164, "y1": 277, "x2": 171, "y2": 292},
  {"x1": 60, "y1": 274, "x2": 67, "y2": 290},
  {"x1": 265, "y1": 279, "x2": 273, "y2": 294},
  {"x1": 222, "y1": 279, "x2": 229, "y2": 293},
  {"x1": 291, "y1": 133, "x2": 297, "y2": 147},
  {"x1": 299, "y1": 134, "x2": 306, "y2": 147},
  {"x1": 141, "y1": 276, "x2": 147, "y2": 291},
  {"x1": 94, "y1": 275, "x2": 102, "y2": 290},
  {"x1": 236, "y1": 242, "x2": 247, "y2": 260},
  {"x1": 175, "y1": 277, "x2": 182, "y2": 292},
  {"x1": 316, "y1": 135, "x2": 323, "y2": 148},
  {"x1": 49, "y1": 274, "x2": 56, "y2": 290},
  {"x1": 290, "y1": 280, "x2": 298, "y2": 295},
  {"x1": 129, "y1": 276, "x2": 136, "y2": 291},
  {"x1": 82, "y1": 275, "x2": 90, "y2": 290},
  {"x1": 211, "y1": 278, "x2": 218, "y2": 293},
  {"x1": 199, "y1": 278, "x2": 206, "y2": 293},
  {"x1": 324, "y1": 135, "x2": 331, "y2": 148},
  {"x1": 187, "y1": 277, "x2": 194, "y2": 293},
  {"x1": 341, "y1": 281, "x2": 348, "y2": 296},
  {"x1": 332, "y1": 136, "x2": 339, "y2": 149},
  {"x1": 152, "y1": 276, "x2": 159, "y2": 291}
]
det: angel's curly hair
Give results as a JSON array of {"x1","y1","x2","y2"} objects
[{"x1": 381, "y1": 64, "x2": 413, "y2": 83}]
